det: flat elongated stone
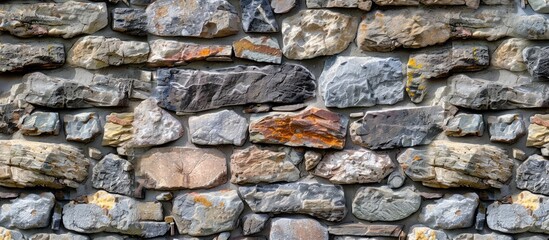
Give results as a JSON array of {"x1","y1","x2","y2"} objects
[
  {"x1": 516, "y1": 155, "x2": 549, "y2": 196},
  {"x1": 492, "y1": 38, "x2": 531, "y2": 72},
  {"x1": 0, "y1": 103, "x2": 31, "y2": 134},
  {"x1": 249, "y1": 108, "x2": 348, "y2": 149},
  {"x1": 0, "y1": 192, "x2": 55, "y2": 229},
  {"x1": 373, "y1": 0, "x2": 419, "y2": 5},
  {"x1": 19, "y1": 111, "x2": 60, "y2": 136},
  {"x1": 242, "y1": 214, "x2": 269, "y2": 236},
  {"x1": 112, "y1": 8, "x2": 147, "y2": 36},
  {"x1": 453, "y1": 233, "x2": 513, "y2": 240},
  {"x1": 270, "y1": 218, "x2": 328, "y2": 240},
  {"x1": 239, "y1": 182, "x2": 346, "y2": 221},
  {"x1": 102, "y1": 113, "x2": 134, "y2": 147},
  {"x1": 68, "y1": 36, "x2": 149, "y2": 70},
  {"x1": 282, "y1": 10, "x2": 357, "y2": 59},
  {"x1": 64, "y1": 112, "x2": 101, "y2": 142},
  {"x1": 231, "y1": 145, "x2": 302, "y2": 184},
  {"x1": 419, "y1": 193, "x2": 479, "y2": 229},
  {"x1": 30, "y1": 233, "x2": 89, "y2": 240},
  {"x1": 328, "y1": 223, "x2": 404, "y2": 237},
  {"x1": 445, "y1": 113, "x2": 484, "y2": 137},
  {"x1": 271, "y1": 0, "x2": 296, "y2": 13},
  {"x1": 130, "y1": 98, "x2": 183, "y2": 147},
  {"x1": 189, "y1": 110, "x2": 248, "y2": 146},
  {"x1": 146, "y1": 0, "x2": 239, "y2": 38},
  {"x1": 0, "y1": 1, "x2": 107, "y2": 38},
  {"x1": 241, "y1": 0, "x2": 278, "y2": 33},
  {"x1": 0, "y1": 140, "x2": 89, "y2": 189},
  {"x1": 398, "y1": 140, "x2": 514, "y2": 189},
  {"x1": 314, "y1": 149, "x2": 394, "y2": 184},
  {"x1": 487, "y1": 191, "x2": 549, "y2": 233},
  {"x1": 488, "y1": 114, "x2": 525, "y2": 143},
  {"x1": 233, "y1": 36, "x2": 282, "y2": 64},
  {"x1": 523, "y1": 46, "x2": 549, "y2": 79},
  {"x1": 172, "y1": 190, "x2": 244, "y2": 236},
  {"x1": 352, "y1": 186, "x2": 421, "y2": 221},
  {"x1": 148, "y1": 39, "x2": 232, "y2": 67},
  {"x1": 92, "y1": 154, "x2": 134, "y2": 196},
  {"x1": 153, "y1": 64, "x2": 315, "y2": 113},
  {"x1": 319, "y1": 56, "x2": 404, "y2": 108},
  {"x1": 306, "y1": 0, "x2": 372, "y2": 10},
  {"x1": 350, "y1": 106, "x2": 444, "y2": 150},
  {"x1": 135, "y1": 147, "x2": 227, "y2": 190},
  {"x1": 0, "y1": 43, "x2": 64, "y2": 73},
  {"x1": 407, "y1": 226, "x2": 448, "y2": 240}
]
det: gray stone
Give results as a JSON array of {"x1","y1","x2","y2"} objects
[
  {"x1": 0, "y1": 192, "x2": 55, "y2": 229},
  {"x1": 387, "y1": 171, "x2": 405, "y2": 189},
  {"x1": 155, "y1": 192, "x2": 173, "y2": 201},
  {"x1": 516, "y1": 155, "x2": 549, "y2": 196},
  {"x1": 131, "y1": 0, "x2": 154, "y2": 5},
  {"x1": 148, "y1": 39, "x2": 232, "y2": 67},
  {"x1": 524, "y1": 46, "x2": 549, "y2": 79},
  {"x1": 445, "y1": 113, "x2": 484, "y2": 137},
  {"x1": 112, "y1": 8, "x2": 147, "y2": 36},
  {"x1": 513, "y1": 148, "x2": 527, "y2": 160},
  {"x1": 488, "y1": 114, "x2": 526, "y2": 143},
  {"x1": 146, "y1": 0, "x2": 240, "y2": 38},
  {"x1": 529, "y1": 0, "x2": 549, "y2": 13},
  {"x1": 319, "y1": 56, "x2": 404, "y2": 108},
  {"x1": 19, "y1": 111, "x2": 60, "y2": 136},
  {"x1": 189, "y1": 110, "x2": 248, "y2": 146},
  {"x1": 30, "y1": 233, "x2": 90, "y2": 240},
  {"x1": 306, "y1": 0, "x2": 372, "y2": 10},
  {"x1": 313, "y1": 149, "x2": 394, "y2": 184},
  {"x1": 352, "y1": 186, "x2": 421, "y2": 221},
  {"x1": 92, "y1": 154, "x2": 134, "y2": 196},
  {"x1": 305, "y1": 151, "x2": 323, "y2": 171},
  {"x1": 0, "y1": 43, "x2": 64, "y2": 73},
  {"x1": 487, "y1": 191, "x2": 549, "y2": 233},
  {"x1": 241, "y1": 0, "x2": 278, "y2": 33},
  {"x1": 129, "y1": 98, "x2": 184, "y2": 147},
  {"x1": 407, "y1": 226, "x2": 448, "y2": 240},
  {"x1": 172, "y1": 190, "x2": 244, "y2": 236},
  {"x1": 242, "y1": 214, "x2": 269, "y2": 236},
  {"x1": 328, "y1": 223, "x2": 404, "y2": 238},
  {"x1": 475, "y1": 202, "x2": 487, "y2": 230},
  {"x1": 271, "y1": 103, "x2": 307, "y2": 112},
  {"x1": 419, "y1": 193, "x2": 479, "y2": 229},
  {"x1": 350, "y1": 106, "x2": 444, "y2": 150},
  {"x1": 64, "y1": 112, "x2": 101, "y2": 142},
  {"x1": 239, "y1": 182, "x2": 346, "y2": 221},
  {"x1": 271, "y1": 0, "x2": 296, "y2": 13},
  {"x1": 453, "y1": 233, "x2": 513, "y2": 240},
  {"x1": 492, "y1": 38, "x2": 531, "y2": 72},
  {"x1": 270, "y1": 217, "x2": 328, "y2": 240},
  {"x1": 0, "y1": 227, "x2": 24, "y2": 240},
  {"x1": 0, "y1": 103, "x2": 32, "y2": 134},
  {"x1": 233, "y1": 36, "x2": 282, "y2": 64}
]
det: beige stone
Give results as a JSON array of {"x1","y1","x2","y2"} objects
[
  {"x1": 492, "y1": 38, "x2": 531, "y2": 72},
  {"x1": 68, "y1": 36, "x2": 149, "y2": 70},
  {"x1": 148, "y1": 39, "x2": 232, "y2": 67},
  {"x1": 527, "y1": 114, "x2": 549, "y2": 147},
  {"x1": 102, "y1": 113, "x2": 134, "y2": 147}
]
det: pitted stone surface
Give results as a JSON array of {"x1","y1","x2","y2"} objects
[
  {"x1": 0, "y1": 192, "x2": 55, "y2": 229},
  {"x1": 189, "y1": 110, "x2": 248, "y2": 146},
  {"x1": 419, "y1": 193, "x2": 479, "y2": 229},
  {"x1": 0, "y1": 43, "x2": 64, "y2": 73},
  {"x1": 487, "y1": 191, "x2": 549, "y2": 233},
  {"x1": 352, "y1": 186, "x2": 421, "y2": 221},
  {"x1": 523, "y1": 46, "x2": 549, "y2": 79},
  {"x1": 516, "y1": 155, "x2": 549, "y2": 196}
]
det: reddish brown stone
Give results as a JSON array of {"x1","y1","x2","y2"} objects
[
  {"x1": 233, "y1": 36, "x2": 282, "y2": 64},
  {"x1": 148, "y1": 39, "x2": 232, "y2": 67}
]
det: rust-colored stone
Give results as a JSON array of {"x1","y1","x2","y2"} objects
[{"x1": 148, "y1": 39, "x2": 232, "y2": 67}]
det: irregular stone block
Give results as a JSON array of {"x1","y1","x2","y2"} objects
[
  {"x1": 189, "y1": 110, "x2": 248, "y2": 146},
  {"x1": 241, "y1": 0, "x2": 278, "y2": 33},
  {"x1": 0, "y1": 227, "x2": 23, "y2": 240},
  {"x1": 249, "y1": 107, "x2": 348, "y2": 149},
  {"x1": 0, "y1": 103, "x2": 32, "y2": 134},
  {"x1": 398, "y1": 140, "x2": 514, "y2": 189},
  {"x1": 306, "y1": 0, "x2": 372, "y2": 10},
  {"x1": 305, "y1": 151, "x2": 323, "y2": 171},
  {"x1": 172, "y1": 190, "x2": 244, "y2": 236},
  {"x1": 129, "y1": 98, "x2": 183, "y2": 147},
  {"x1": 146, "y1": 0, "x2": 240, "y2": 38},
  {"x1": 319, "y1": 56, "x2": 404, "y2": 108},
  {"x1": 231, "y1": 145, "x2": 302, "y2": 184},
  {"x1": 516, "y1": 155, "x2": 549, "y2": 196},
  {"x1": 68, "y1": 36, "x2": 149, "y2": 70},
  {"x1": 148, "y1": 39, "x2": 232, "y2": 67},
  {"x1": 271, "y1": 0, "x2": 296, "y2": 13},
  {"x1": 352, "y1": 186, "x2": 421, "y2": 221},
  {"x1": 270, "y1": 217, "x2": 328, "y2": 240},
  {"x1": 64, "y1": 112, "x2": 101, "y2": 142},
  {"x1": 523, "y1": 46, "x2": 549, "y2": 79},
  {"x1": 314, "y1": 149, "x2": 394, "y2": 184},
  {"x1": 135, "y1": 147, "x2": 227, "y2": 190},
  {"x1": 527, "y1": 114, "x2": 549, "y2": 148},
  {"x1": 282, "y1": 10, "x2": 357, "y2": 59},
  {"x1": 92, "y1": 154, "x2": 134, "y2": 196},
  {"x1": 30, "y1": 233, "x2": 89, "y2": 240},
  {"x1": 112, "y1": 8, "x2": 147, "y2": 36},
  {"x1": 492, "y1": 38, "x2": 531, "y2": 72},
  {"x1": 0, "y1": 140, "x2": 90, "y2": 189},
  {"x1": 19, "y1": 111, "x2": 60, "y2": 136},
  {"x1": 102, "y1": 113, "x2": 133, "y2": 147},
  {"x1": 0, "y1": 192, "x2": 55, "y2": 229},
  {"x1": 488, "y1": 114, "x2": 525, "y2": 143},
  {"x1": 0, "y1": 1, "x2": 107, "y2": 38},
  {"x1": 407, "y1": 226, "x2": 448, "y2": 240},
  {"x1": 242, "y1": 213, "x2": 269, "y2": 236},
  {"x1": 239, "y1": 182, "x2": 347, "y2": 221},
  {"x1": 529, "y1": 0, "x2": 549, "y2": 13},
  {"x1": 328, "y1": 223, "x2": 404, "y2": 238},
  {"x1": 153, "y1": 64, "x2": 315, "y2": 113},
  {"x1": 0, "y1": 43, "x2": 64, "y2": 73},
  {"x1": 453, "y1": 233, "x2": 513, "y2": 240},
  {"x1": 373, "y1": 0, "x2": 419, "y2": 5},
  {"x1": 487, "y1": 191, "x2": 549, "y2": 233},
  {"x1": 419, "y1": 193, "x2": 479, "y2": 229},
  {"x1": 350, "y1": 106, "x2": 444, "y2": 150},
  {"x1": 131, "y1": 0, "x2": 154, "y2": 5},
  {"x1": 445, "y1": 113, "x2": 484, "y2": 137},
  {"x1": 233, "y1": 36, "x2": 282, "y2": 64}
]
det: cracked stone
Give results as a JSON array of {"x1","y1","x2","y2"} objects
[
  {"x1": 241, "y1": 0, "x2": 279, "y2": 33},
  {"x1": 516, "y1": 154, "x2": 549, "y2": 196},
  {"x1": 189, "y1": 109, "x2": 248, "y2": 146},
  {"x1": 64, "y1": 112, "x2": 101, "y2": 143},
  {"x1": 68, "y1": 36, "x2": 149, "y2": 70},
  {"x1": 102, "y1": 113, "x2": 134, "y2": 147},
  {"x1": 523, "y1": 46, "x2": 549, "y2": 79},
  {"x1": 488, "y1": 114, "x2": 526, "y2": 143},
  {"x1": 444, "y1": 113, "x2": 484, "y2": 137},
  {"x1": 305, "y1": 151, "x2": 323, "y2": 171},
  {"x1": 92, "y1": 154, "x2": 134, "y2": 196},
  {"x1": 352, "y1": 186, "x2": 421, "y2": 221},
  {"x1": 0, "y1": 103, "x2": 32, "y2": 134},
  {"x1": 148, "y1": 39, "x2": 232, "y2": 67},
  {"x1": 19, "y1": 111, "x2": 60, "y2": 136},
  {"x1": 112, "y1": 8, "x2": 147, "y2": 36},
  {"x1": 233, "y1": 36, "x2": 282, "y2": 64},
  {"x1": 0, "y1": 43, "x2": 64, "y2": 73}
]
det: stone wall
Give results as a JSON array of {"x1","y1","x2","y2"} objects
[{"x1": 0, "y1": 0, "x2": 547, "y2": 239}]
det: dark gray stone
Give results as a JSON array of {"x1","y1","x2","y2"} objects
[
  {"x1": 92, "y1": 154, "x2": 134, "y2": 196},
  {"x1": 131, "y1": 0, "x2": 154, "y2": 5},
  {"x1": 475, "y1": 202, "x2": 487, "y2": 231},
  {"x1": 523, "y1": 46, "x2": 549, "y2": 79},
  {"x1": 0, "y1": 103, "x2": 32, "y2": 134},
  {"x1": 328, "y1": 223, "x2": 404, "y2": 238},
  {"x1": 64, "y1": 112, "x2": 102, "y2": 142},
  {"x1": 488, "y1": 114, "x2": 526, "y2": 143},
  {"x1": 112, "y1": 8, "x2": 147, "y2": 36},
  {"x1": 516, "y1": 155, "x2": 549, "y2": 196},
  {"x1": 240, "y1": 0, "x2": 279, "y2": 33},
  {"x1": 0, "y1": 192, "x2": 55, "y2": 229},
  {"x1": 352, "y1": 186, "x2": 421, "y2": 221},
  {"x1": 0, "y1": 43, "x2": 64, "y2": 73},
  {"x1": 242, "y1": 213, "x2": 269, "y2": 236},
  {"x1": 19, "y1": 111, "x2": 60, "y2": 136}
]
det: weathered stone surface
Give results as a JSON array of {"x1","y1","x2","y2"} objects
[
  {"x1": 241, "y1": 0, "x2": 278, "y2": 33},
  {"x1": 249, "y1": 108, "x2": 347, "y2": 149},
  {"x1": 270, "y1": 217, "x2": 328, "y2": 240},
  {"x1": 172, "y1": 190, "x2": 244, "y2": 236},
  {"x1": 328, "y1": 223, "x2": 404, "y2": 238},
  {"x1": 112, "y1": 8, "x2": 147, "y2": 36},
  {"x1": 0, "y1": 43, "x2": 64, "y2": 73},
  {"x1": 488, "y1": 114, "x2": 525, "y2": 143},
  {"x1": 135, "y1": 147, "x2": 227, "y2": 190},
  {"x1": 148, "y1": 39, "x2": 232, "y2": 67},
  {"x1": 0, "y1": 140, "x2": 89, "y2": 189},
  {"x1": 0, "y1": 192, "x2": 55, "y2": 229},
  {"x1": 516, "y1": 155, "x2": 549, "y2": 196},
  {"x1": 492, "y1": 38, "x2": 531, "y2": 72},
  {"x1": 0, "y1": 1, "x2": 107, "y2": 38},
  {"x1": 102, "y1": 113, "x2": 134, "y2": 147},
  {"x1": 30, "y1": 233, "x2": 90, "y2": 240},
  {"x1": 419, "y1": 193, "x2": 479, "y2": 229},
  {"x1": 233, "y1": 36, "x2": 282, "y2": 64},
  {"x1": 487, "y1": 191, "x2": 549, "y2": 233},
  {"x1": 305, "y1": 151, "x2": 323, "y2": 171},
  {"x1": 350, "y1": 106, "x2": 444, "y2": 150},
  {"x1": 153, "y1": 64, "x2": 315, "y2": 113},
  {"x1": 242, "y1": 213, "x2": 269, "y2": 236},
  {"x1": 352, "y1": 186, "x2": 421, "y2": 221},
  {"x1": 68, "y1": 36, "x2": 149, "y2": 70},
  {"x1": 523, "y1": 46, "x2": 549, "y2": 79},
  {"x1": 314, "y1": 149, "x2": 394, "y2": 184},
  {"x1": 406, "y1": 44, "x2": 489, "y2": 103},
  {"x1": 282, "y1": 10, "x2": 357, "y2": 59},
  {"x1": 189, "y1": 110, "x2": 248, "y2": 146},
  {"x1": 130, "y1": 98, "x2": 183, "y2": 147},
  {"x1": 529, "y1": 0, "x2": 549, "y2": 13},
  {"x1": 63, "y1": 191, "x2": 169, "y2": 237},
  {"x1": 155, "y1": 192, "x2": 173, "y2": 201},
  {"x1": 398, "y1": 140, "x2": 514, "y2": 189},
  {"x1": 0, "y1": 103, "x2": 32, "y2": 134},
  {"x1": 445, "y1": 113, "x2": 484, "y2": 137},
  {"x1": 319, "y1": 56, "x2": 404, "y2": 108},
  {"x1": 231, "y1": 145, "x2": 302, "y2": 184},
  {"x1": 527, "y1": 114, "x2": 549, "y2": 148},
  {"x1": 0, "y1": 227, "x2": 23, "y2": 240},
  {"x1": 306, "y1": 0, "x2": 372, "y2": 10},
  {"x1": 131, "y1": 0, "x2": 153, "y2": 5},
  {"x1": 453, "y1": 233, "x2": 513, "y2": 240},
  {"x1": 271, "y1": 0, "x2": 296, "y2": 13},
  {"x1": 19, "y1": 111, "x2": 60, "y2": 136},
  {"x1": 407, "y1": 226, "x2": 448, "y2": 240},
  {"x1": 64, "y1": 112, "x2": 101, "y2": 142},
  {"x1": 372, "y1": 0, "x2": 418, "y2": 5},
  {"x1": 92, "y1": 154, "x2": 134, "y2": 196},
  {"x1": 146, "y1": 0, "x2": 240, "y2": 38},
  {"x1": 388, "y1": 171, "x2": 405, "y2": 189}
]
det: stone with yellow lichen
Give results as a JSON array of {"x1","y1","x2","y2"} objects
[
  {"x1": 487, "y1": 191, "x2": 549, "y2": 234},
  {"x1": 407, "y1": 225, "x2": 448, "y2": 240},
  {"x1": 0, "y1": 227, "x2": 24, "y2": 240}
]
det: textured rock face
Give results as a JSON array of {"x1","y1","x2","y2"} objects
[
  {"x1": 306, "y1": 0, "x2": 372, "y2": 10},
  {"x1": 240, "y1": 0, "x2": 278, "y2": 33},
  {"x1": 488, "y1": 114, "x2": 525, "y2": 143},
  {"x1": 282, "y1": 10, "x2": 357, "y2": 59},
  {"x1": 313, "y1": 149, "x2": 394, "y2": 184},
  {"x1": 529, "y1": 0, "x2": 549, "y2": 13},
  {"x1": 153, "y1": 64, "x2": 315, "y2": 113},
  {"x1": 270, "y1": 218, "x2": 329, "y2": 240},
  {"x1": 0, "y1": 227, "x2": 23, "y2": 240},
  {"x1": 0, "y1": 43, "x2": 64, "y2": 73},
  {"x1": 523, "y1": 47, "x2": 549, "y2": 79},
  {"x1": 398, "y1": 140, "x2": 514, "y2": 189},
  {"x1": 0, "y1": 1, "x2": 107, "y2": 38},
  {"x1": 102, "y1": 113, "x2": 134, "y2": 147},
  {"x1": 146, "y1": 0, "x2": 240, "y2": 38},
  {"x1": 419, "y1": 193, "x2": 479, "y2": 229},
  {"x1": 135, "y1": 147, "x2": 227, "y2": 190},
  {"x1": 19, "y1": 111, "x2": 60, "y2": 136},
  {"x1": 453, "y1": 233, "x2": 513, "y2": 240},
  {"x1": 172, "y1": 190, "x2": 244, "y2": 236},
  {"x1": 527, "y1": 114, "x2": 549, "y2": 148},
  {"x1": 328, "y1": 223, "x2": 405, "y2": 238},
  {"x1": 0, "y1": 103, "x2": 31, "y2": 134},
  {"x1": 230, "y1": 145, "x2": 302, "y2": 184},
  {"x1": 233, "y1": 36, "x2": 282, "y2": 64},
  {"x1": 64, "y1": 112, "x2": 101, "y2": 142},
  {"x1": 305, "y1": 151, "x2": 323, "y2": 171},
  {"x1": 148, "y1": 39, "x2": 232, "y2": 67},
  {"x1": 271, "y1": 0, "x2": 296, "y2": 13},
  {"x1": 189, "y1": 110, "x2": 248, "y2": 146},
  {"x1": 352, "y1": 186, "x2": 421, "y2": 221},
  {"x1": 492, "y1": 38, "x2": 530, "y2": 72},
  {"x1": 516, "y1": 155, "x2": 549, "y2": 196},
  {"x1": 68, "y1": 36, "x2": 149, "y2": 70},
  {"x1": 0, "y1": 192, "x2": 55, "y2": 229},
  {"x1": 92, "y1": 154, "x2": 134, "y2": 196},
  {"x1": 239, "y1": 182, "x2": 347, "y2": 221},
  {"x1": 30, "y1": 233, "x2": 90, "y2": 240},
  {"x1": 487, "y1": 191, "x2": 549, "y2": 233},
  {"x1": 242, "y1": 214, "x2": 269, "y2": 236},
  {"x1": 407, "y1": 226, "x2": 448, "y2": 240},
  {"x1": 130, "y1": 98, "x2": 183, "y2": 147},
  {"x1": 249, "y1": 108, "x2": 348, "y2": 149},
  {"x1": 112, "y1": 8, "x2": 147, "y2": 36},
  {"x1": 350, "y1": 106, "x2": 444, "y2": 150},
  {"x1": 0, "y1": 140, "x2": 89, "y2": 189},
  {"x1": 445, "y1": 113, "x2": 484, "y2": 137},
  {"x1": 319, "y1": 56, "x2": 404, "y2": 108}
]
